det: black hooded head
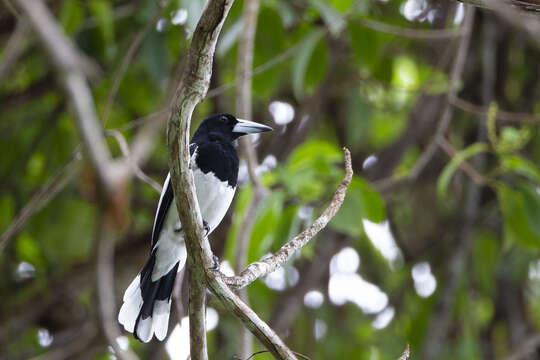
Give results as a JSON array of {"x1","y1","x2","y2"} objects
[{"x1": 193, "y1": 113, "x2": 272, "y2": 143}]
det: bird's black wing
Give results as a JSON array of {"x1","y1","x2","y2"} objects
[{"x1": 150, "y1": 143, "x2": 197, "y2": 249}]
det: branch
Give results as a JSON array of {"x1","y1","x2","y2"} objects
[
  {"x1": 436, "y1": 136, "x2": 489, "y2": 186},
  {"x1": 235, "y1": 0, "x2": 262, "y2": 357},
  {"x1": 375, "y1": 5, "x2": 475, "y2": 194},
  {"x1": 106, "y1": 130, "x2": 162, "y2": 193},
  {"x1": 166, "y1": 1, "x2": 236, "y2": 359},
  {"x1": 166, "y1": 0, "x2": 301, "y2": 358},
  {"x1": 13, "y1": 0, "x2": 119, "y2": 195},
  {"x1": 354, "y1": 17, "x2": 464, "y2": 39},
  {"x1": 462, "y1": 0, "x2": 540, "y2": 48},
  {"x1": 449, "y1": 94, "x2": 540, "y2": 123},
  {"x1": 0, "y1": 19, "x2": 29, "y2": 84},
  {"x1": 458, "y1": 0, "x2": 540, "y2": 15},
  {"x1": 505, "y1": 334, "x2": 540, "y2": 360},
  {"x1": 396, "y1": 344, "x2": 411, "y2": 360},
  {"x1": 422, "y1": 7, "x2": 491, "y2": 359},
  {"x1": 96, "y1": 213, "x2": 139, "y2": 360},
  {"x1": 12, "y1": 3, "x2": 141, "y2": 360},
  {"x1": 221, "y1": 147, "x2": 353, "y2": 289}
]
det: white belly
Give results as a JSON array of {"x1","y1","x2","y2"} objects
[
  {"x1": 193, "y1": 168, "x2": 236, "y2": 232},
  {"x1": 152, "y1": 169, "x2": 235, "y2": 280}
]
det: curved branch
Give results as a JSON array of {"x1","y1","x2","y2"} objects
[
  {"x1": 166, "y1": 0, "x2": 300, "y2": 359},
  {"x1": 221, "y1": 148, "x2": 353, "y2": 289}
]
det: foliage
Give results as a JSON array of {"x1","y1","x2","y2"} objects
[{"x1": 2, "y1": 0, "x2": 540, "y2": 359}]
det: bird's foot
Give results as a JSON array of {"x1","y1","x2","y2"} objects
[
  {"x1": 210, "y1": 255, "x2": 220, "y2": 271},
  {"x1": 203, "y1": 220, "x2": 210, "y2": 236}
]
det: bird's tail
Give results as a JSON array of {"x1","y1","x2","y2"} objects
[{"x1": 118, "y1": 250, "x2": 179, "y2": 342}]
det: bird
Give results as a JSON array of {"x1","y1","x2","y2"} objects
[{"x1": 118, "y1": 113, "x2": 272, "y2": 343}]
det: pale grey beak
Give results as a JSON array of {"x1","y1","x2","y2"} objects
[{"x1": 233, "y1": 119, "x2": 273, "y2": 134}]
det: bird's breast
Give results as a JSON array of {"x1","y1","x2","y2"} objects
[{"x1": 193, "y1": 167, "x2": 236, "y2": 233}]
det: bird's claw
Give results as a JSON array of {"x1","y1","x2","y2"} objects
[
  {"x1": 210, "y1": 255, "x2": 220, "y2": 271},
  {"x1": 203, "y1": 220, "x2": 210, "y2": 236}
]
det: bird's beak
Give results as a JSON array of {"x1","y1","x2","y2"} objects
[{"x1": 233, "y1": 119, "x2": 273, "y2": 134}]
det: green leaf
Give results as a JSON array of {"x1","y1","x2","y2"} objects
[
  {"x1": 292, "y1": 29, "x2": 325, "y2": 99},
  {"x1": 287, "y1": 140, "x2": 342, "y2": 171},
  {"x1": 472, "y1": 231, "x2": 499, "y2": 294},
  {"x1": 520, "y1": 184, "x2": 540, "y2": 240},
  {"x1": 330, "y1": 177, "x2": 386, "y2": 235},
  {"x1": 330, "y1": 0, "x2": 356, "y2": 12},
  {"x1": 253, "y1": 6, "x2": 288, "y2": 98},
  {"x1": 347, "y1": 20, "x2": 392, "y2": 73},
  {"x1": 89, "y1": 0, "x2": 116, "y2": 59},
  {"x1": 500, "y1": 155, "x2": 540, "y2": 184},
  {"x1": 248, "y1": 191, "x2": 285, "y2": 262},
  {"x1": 345, "y1": 96, "x2": 371, "y2": 152},
  {"x1": 310, "y1": 0, "x2": 346, "y2": 36},
  {"x1": 497, "y1": 184, "x2": 540, "y2": 248},
  {"x1": 487, "y1": 102, "x2": 498, "y2": 147},
  {"x1": 276, "y1": 0, "x2": 296, "y2": 27},
  {"x1": 0, "y1": 197, "x2": 14, "y2": 232},
  {"x1": 497, "y1": 126, "x2": 530, "y2": 154},
  {"x1": 279, "y1": 140, "x2": 343, "y2": 201},
  {"x1": 16, "y1": 233, "x2": 44, "y2": 268},
  {"x1": 392, "y1": 56, "x2": 420, "y2": 90},
  {"x1": 60, "y1": 0, "x2": 84, "y2": 35},
  {"x1": 437, "y1": 142, "x2": 489, "y2": 199}
]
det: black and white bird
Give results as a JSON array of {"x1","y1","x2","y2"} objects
[{"x1": 118, "y1": 113, "x2": 272, "y2": 343}]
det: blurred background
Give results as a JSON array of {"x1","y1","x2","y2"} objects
[{"x1": 2, "y1": 0, "x2": 540, "y2": 359}]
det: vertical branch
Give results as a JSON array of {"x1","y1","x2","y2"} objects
[
  {"x1": 235, "y1": 0, "x2": 261, "y2": 357},
  {"x1": 236, "y1": 0, "x2": 262, "y2": 188},
  {"x1": 96, "y1": 212, "x2": 138, "y2": 360},
  {"x1": 167, "y1": 1, "x2": 235, "y2": 359},
  {"x1": 420, "y1": 6, "x2": 487, "y2": 360},
  {"x1": 167, "y1": 0, "x2": 298, "y2": 358}
]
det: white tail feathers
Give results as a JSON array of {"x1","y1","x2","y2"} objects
[
  {"x1": 118, "y1": 274, "x2": 173, "y2": 343},
  {"x1": 118, "y1": 275, "x2": 142, "y2": 333}
]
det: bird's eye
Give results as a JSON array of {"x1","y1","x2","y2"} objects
[{"x1": 220, "y1": 116, "x2": 228, "y2": 123}]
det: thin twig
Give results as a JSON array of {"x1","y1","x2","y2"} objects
[
  {"x1": 449, "y1": 94, "x2": 540, "y2": 123},
  {"x1": 421, "y1": 8, "x2": 490, "y2": 359},
  {"x1": 375, "y1": 6, "x2": 475, "y2": 193},
  {"x1": 28, "y1": 323, "x2": 97, "y2": 360},
  {"x1": 221, "y1": 148, "x2": 353, "y2": 289},
  {"x1": 96, "y1": 212, "x2": 139, "y2": 360},
  {"x1": 0, "y1": 20, "x2": 29, "y2": 84},
  {"x1": 354, "y1": 17, "x2": 464, "y2": 39},
  {"x1": 12, "y1": 3, "x2": 137, "y2": 360},
  {"x1": 436, "y1": 136, "x2": 489, "y2": 186},
  {"x1": 106, "y1": 130, "x2": 162, "y2": 193},
  {"x1": 396, "y1": 344, "x2": 410, "y2": 360},
  {"x1": 235, "y1": 0, "x2": 262, "y2": 356},
  {"x1": 463, "y1": 0, "x2": 540, "y2": 48},
  {"x1": 243, "y1": 350, "x2": 312, "y2": 360},
  {"x1": 504, "y1": 334, "x2": 540, "y2": 360}
]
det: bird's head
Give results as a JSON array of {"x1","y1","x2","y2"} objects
[{"x1": 193, "y1": 113, "x2": 273, "y2": 143}]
